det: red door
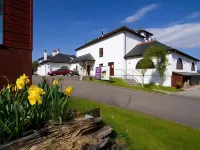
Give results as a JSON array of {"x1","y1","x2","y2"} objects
[{"x1": 108, "y1": 62, "x2": 114, "y2": 76}]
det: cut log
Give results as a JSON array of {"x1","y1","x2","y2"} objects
[{"x1": 0, "y1": 117, "x2": 115, "y2": 150}]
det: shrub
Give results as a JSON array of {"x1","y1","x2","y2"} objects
[
  {"x1": 0, "y1": 74, "x2": 74, "y2": 144},
  {"x1": 176, "y1": 82, "x2": 182, "y2": 89}
]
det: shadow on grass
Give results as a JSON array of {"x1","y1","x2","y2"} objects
[{"x1": 101, "y1": 121, "x2": 131, "y2": 150}]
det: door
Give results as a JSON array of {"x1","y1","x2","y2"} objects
[
  {"x1": 108, "y1": 62, "x2": 114, "y2": 76},
  {"x1": 87, "y1": 65, "x2": 90, "y2": 76}
]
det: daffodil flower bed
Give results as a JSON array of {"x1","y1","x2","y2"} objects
[{"x1": 0, "y1": 74, "x2": 74, "y2": 144}]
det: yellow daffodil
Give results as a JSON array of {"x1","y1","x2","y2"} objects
[
  {"x1": 20, "y1": 74, "x2": 30, "y2": 84},
  {"x1": 6, "y1": 84, "x2": 11, "y2": 92},
  {"x1": 28, "y1": 91, "x2": 42, "y2": 105},
  {"x1": 13, "y1": 85, "x2": 17, "y2": 91},
  {"x1": 52, "y1": 80, "x2": 58, "y2": 85},
  {"x1": 28, "y1": 85, "x2": 45, "y2": 95},
  {"x1": 28, "y1": 85, "x2": 45, "y2": 105},
  {"x1": 16, "y1": 78, "x2": 25, "y2": 89},
  {"x1": 65, "y1": 86, "x2": 73, "y2": 95}
]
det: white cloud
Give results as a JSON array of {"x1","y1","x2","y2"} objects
[
  {"x1": 168, "y1": 20, "x2": 184, "y2": 27},
  {"x1": 146, "y1": 22, "x2": 200, "y2": 48},
  {"x1": 121, "y1": 4, "x2": 159, "y2": 23},
  {"x1": 187, "y1": 11, "x2": 200, "y2": 19}
]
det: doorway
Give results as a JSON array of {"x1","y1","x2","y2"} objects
[
  {"x1": 108, "y1": 62, "x2": 114, "y2": 76},
  {"x1": 87, "y1": 65, "x2": 90, "y2": 76},
  {"x1": 183, "y1": 76, "x2": 191, "y2": 86}
]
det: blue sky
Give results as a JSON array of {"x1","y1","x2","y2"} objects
[{"x1": 2, "y1": 0, "x2": 200, "y2": 68}]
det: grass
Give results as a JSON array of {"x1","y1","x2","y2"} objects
[
  {"x1": 70, "y1": 97, "x2": 200, "y2": 150},
  {"x1": 151, "y1": 85, "x2": 183, "y2": 92},
  {"x1": 89, "y1": 77, "x2": 181, "y2": 93}
]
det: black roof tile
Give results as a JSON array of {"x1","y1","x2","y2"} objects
[
  {"x1": 125, "y1": 40, "x2": 199, "y2": 61},
  {"x1": 70, "y1": 53, "x2": 95, "y2": 63},
  {"x1": 39, "y1": 53, "x2": 76, "y2": 64},
  {"x1": 75, "y1": 26, "x2": 144, "y2": 51}
]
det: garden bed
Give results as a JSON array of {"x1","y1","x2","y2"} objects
[
  {"x1": 0, "y1": 75, "x2": 123, "y2": 150},
  {"x1": 0, "y1": 109, "x2": 115, "y2": 150}
]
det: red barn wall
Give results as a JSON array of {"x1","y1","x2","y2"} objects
[{"x1": 0, "y1": 0, "x2": 33, "y2": 88}]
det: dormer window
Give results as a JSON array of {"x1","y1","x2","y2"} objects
[
  {"x1": 136, "y1": 29, "x2": 153, "y2": 41},
  {"x1": 146, "y1": 34, "x2": 150, "y2": 40}
]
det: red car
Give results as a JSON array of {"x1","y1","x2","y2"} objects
[{"x1": 48, "y1": 69, "x2": 73, "y2": 76}]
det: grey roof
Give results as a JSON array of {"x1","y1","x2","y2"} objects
[
  {"x1": 174, "y1": 72, "x2": 200, "y2": 76},
  {"x1": 39, "y1": 53, "x2": 76, "y2": 64},
  {"x1": 70, "y1": 53, "x2": 95, "y2": 63},
  {"x1": 38, "y1": 55, "x2": 51, "y2": 61},
  {"x1": 125, "y1": 41, "x2": 199, "y2": 61},
  {"x1": 75, "y1": 26, "x2": 144, "y2": 51}
]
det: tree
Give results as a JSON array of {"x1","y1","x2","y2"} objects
[
  {"x1": 144, "y1": 46, "x2": 169, "y2": 86},
  {"x1": 136, "y1": 58, "x2": 155, "y2": 87},
  {"x1": 32, "y1": 61, "x2": 38, "y2": 70}
]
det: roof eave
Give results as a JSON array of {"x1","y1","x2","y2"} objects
[
  {"x1": 75, "y1": 26, "x2": 145, "y2": 51},
  {"x1": 168, "y1": 49, "x2": 199, "y2": 61},
  {"x1": 124, "y1": 54, "x2": 143, "y2": 58}
]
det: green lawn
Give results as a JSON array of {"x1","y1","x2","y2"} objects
[
  {"x1": 89, "y1": 77, "x2": 181, "y2": 93},
  {"x1": 70, "y1": 97, "x2": 200, "y2": 150}
]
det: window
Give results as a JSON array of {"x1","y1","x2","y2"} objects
[
  {"x1": 99, "y1": 64, "x2": 103, "y2": 67},
  {"x1": 61, "y1": 66, "x2": 69, "y2": 70},
  {"x1": 99, "y1": 48, "x2": 103, "y2": 57},
  {"x1": 191, "y1": 62, "x2": 195, "y2": 71},
  {"x1": 176, "y1": 58, "x2": 183, "y2": 70},
  {"x1": 146, "y1": 34, "x2": 150, "y2": 40},
  {"x1": 136, "y1": 59, "x2": 155, "y2": 69}
]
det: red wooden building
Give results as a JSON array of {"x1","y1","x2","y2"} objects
[{"x1": 0, "y1": 0, "x2": 33, "y2": 87}]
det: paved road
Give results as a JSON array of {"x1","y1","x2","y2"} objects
[
  {"x1": 32, "y1": 75, "x2": 200, "y2": 129},
  {"x1": 170, "y1": 88, "x2": 200, "y2": 99}
]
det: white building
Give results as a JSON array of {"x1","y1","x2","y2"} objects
[
  {"x1": 37, "y1": 49, "x2": 76, "y2": 76},
  {"x1": 71, "y1": 26, "x2": 200, "y2": 87}
]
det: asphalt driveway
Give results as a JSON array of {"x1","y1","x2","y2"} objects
[
  {"x1": 170, "y1": 88, "x2": 200, "y2": 99},
  {"x1": 32, "y1": 75, "x2": 200, "y2": 129}
]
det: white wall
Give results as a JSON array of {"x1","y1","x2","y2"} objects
[
  {"x1": 126, "y1": 56, "x2": 172, "y2": 86},
  {"x1": 47, "y1": 62, "x2": 70, "y2": 72},
  {"x1": 169, "y1": 52, "x2": 198, "y2": 73},
  {"x1": 125, "y1": 31, "x2": 145, "y2": 54},
  {"x1": 76, "y1": 32, "x2": 125, "y2": 76},
  {"x1": 37, "y1": 62, "x2": 70, "y2": 76},
  {"x1": 37, "y1": 64, "x2": 50, "y2": 76}
]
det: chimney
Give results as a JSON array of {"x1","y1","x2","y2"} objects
[
  {"x1": 101, "y1": 31, "x2": 104, "y2": 37},
  {"x1": 52, "y1": 50, "x2": 57, "y2": 56},
  {"x1": 44, "y1": 50, "x2": 47, "y2": 60}
]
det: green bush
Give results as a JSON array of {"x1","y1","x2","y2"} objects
[
  {"x1": 0, "y1": 74, "x2": 73, "y2": 144},
  {"x1": 176, "y1": 82, "x2": 182, "y2": 89}
]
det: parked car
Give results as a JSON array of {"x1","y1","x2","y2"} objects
[
  {"x1": 71, "y1": 69, "x2": 79, "y2": 76},
  {"x1": 48, "y1": 69, "x2": 73, "y2": 76}
]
